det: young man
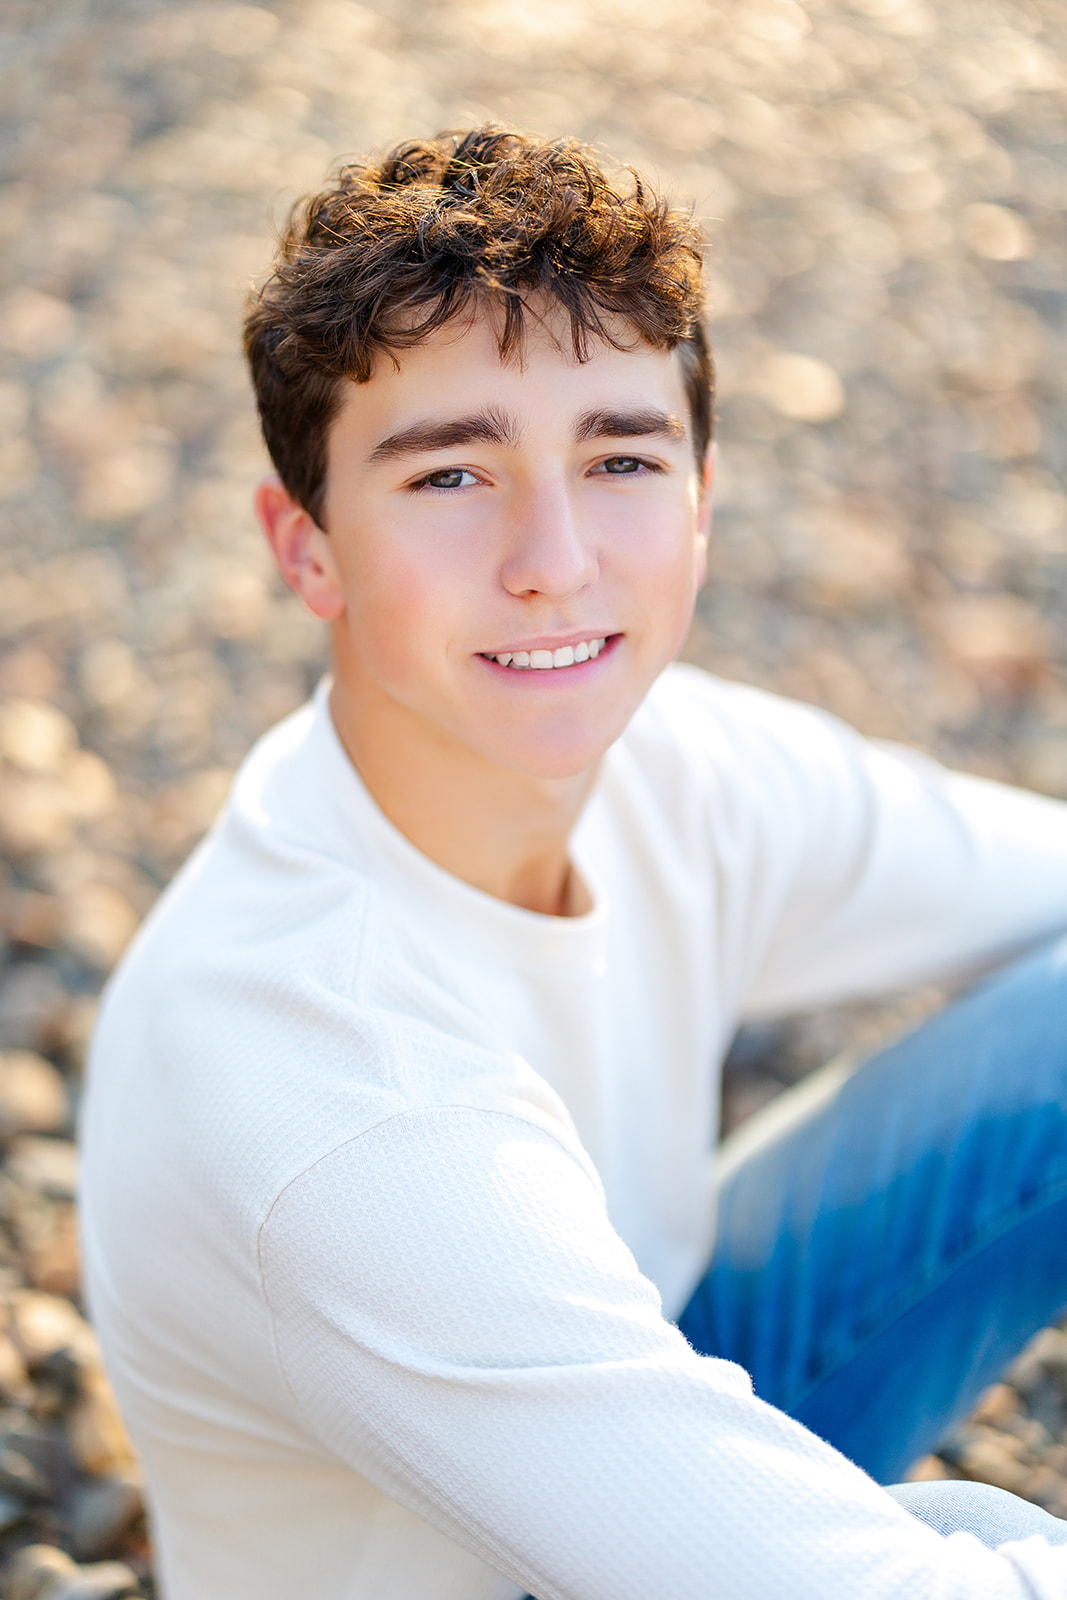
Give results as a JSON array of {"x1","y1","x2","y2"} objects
[{"x1": 80, "y1": 127, "x2": 1067, "y2": 1599}]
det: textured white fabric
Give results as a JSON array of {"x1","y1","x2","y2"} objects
[{"x1": 80, "y1": 666, "x2": 1067, "y2": 1600}]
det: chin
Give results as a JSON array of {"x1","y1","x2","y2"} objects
[{"x1": 483, "y1": 719, "x2": 630, "y2": 783}]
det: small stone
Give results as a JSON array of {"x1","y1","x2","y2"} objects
[
  {"x1": 0, "y1": 1334, "x2": 31, "y2": 1403},
  {"x1": 971, "y1": 1382, "x2": 1021, "y2": 1427},
  {"x1": 934, "y1": 594, "x2": 1051, "y2": 699},
  {"x1": 1022, "y1": 1464, "x2": 1067, "y2": 1515},
  {"x1": 721, "y1": 1074, "x2": 784, "y2": 1134},
  {"x1": 6, "y1": 1139, "x2": 78, "y2": 1202},
  {"x1": 0, "y1": 1416, "x2": 58, "y2": 1500},
  {"x1": 0, "y1": 382, "x2": 28, "y2": 436},
  {"x1": 44, "y1": 1561, "x2": 141, "y2": 1600},
  {"x1": 0, "y1": 704, "x2": 76, "y2": 778},
  {"x1": 23, "y1": 1202, "x2": 80, "y2": 1299},
  {"x1": 208, "y1": 5, "x2": 280, "y2": 55},
  {"x1": 70, "y1": 1474, "x2": 144, "y2": 1561},
  {"x1": 78, "y1": 431, "x2": 175, "y2": 523},
  {"x1": 6, "y1": 894, "x2": 63, "y2": 951},
  {"x1": 0, "y1": 1052, "x2": 68, "y2": 1140},
  {"x1": 77, "y1": 644, "x2": 137, "y2": 714},
  {"x1": 0, "y1": 438, "x2": 38, "y2": 501},
  {"x1": 904, "y1": 1454, "x2": 958, "y2": 1482},
  {"x1": 9, "y1": 1554, "x2": 139, "y2": 1600},
  {"x1": 0, "y1": 773, "x2": 74, "y2": 856},
  {"x1": 961, "y1": 202, "x2": 1035, "y2": 262},
  {"x1": 5, "y1": 1543, "x2": 76, "y2": 1600},
  {"x1": 750, "y1": 352, "x2": 846, "y2": 423},
  {"x1": 0, "y1": 1489, "x2": 24, "y2": 1530},
  {"x1": 9, "y1": 1291, "x2": 96, "y2": 1370},
  {"x1": 67, "y1": 1366, "x2": 139, "y2": 1478},
  {"x1": 0, "y1": 968, "x2": 69, "y2": 1053},
  {"x1": 61, "y1": 754, "x2": 118, "y2": 824},
  {"x1": 0, "y1": 289, "x2": 76, "y2": 359},
  {"x1": 60, "y1": 885, "x2": 139, "y2": 971},
  {"x1": 0, "y1": 652, "x2": 60, "y2": 704},
  {"x1": 49, "y1": 996, "x2": 97, "y2": 1077},
  {"x1": 791, "y1": 502, "x2": 911, "y2": 608},
  {"x1": 1007, "y1": 1327, "x2": 1067, "y2": 1394},
  {"x1": 943, "y1": 1427, "x2": 1031, "y2": 1495}
]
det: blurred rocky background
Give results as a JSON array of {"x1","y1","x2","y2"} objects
[{"x1": 0, "y1": 0, "x2": 1064, "y2": 1590}]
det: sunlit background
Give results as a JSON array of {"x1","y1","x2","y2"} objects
[{"x1": 0, "y1": 0, "x2": 1065, "y2": 1590}]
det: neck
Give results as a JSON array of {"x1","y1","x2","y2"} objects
[{"x1": 328, "y1": 676, "x2": 597, "y2": 920}]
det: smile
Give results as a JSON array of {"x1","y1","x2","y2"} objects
[{"x1": 482, "y1": 638, "x2": 608, "y2": 670}]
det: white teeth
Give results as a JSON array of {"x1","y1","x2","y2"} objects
[{"x1": 488, "y1": 638, "x2": 609, "y2": 669}]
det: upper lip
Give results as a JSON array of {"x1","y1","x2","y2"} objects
[{"x1": 479, "y1": 631, "x2": 616, "y2": 654}]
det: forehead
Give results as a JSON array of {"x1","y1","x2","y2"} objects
[{"x1": 328, "y1": 311, "x2": 691, "y2": 456}]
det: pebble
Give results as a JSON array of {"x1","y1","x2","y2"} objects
[
  {"x1": 5, "y1": 1543, "x2": 72, "y2": 1600},
  {"x1": 57, "y1": 887, "x2": 137, "y2": 973},
  {"x1": 0, "y1": 290, "x2": 76, "y2": 359},
  {"x1": 0, "y1": 969, "x2": 68, "y2": 1054},
  {"x1": 750, "y1": 351, "x2": 846, "y2": 423},
  {"x1": 5, "y1": 1142, "x2": 78, "y2": 1205},
  {"x1": 5, "y1": 1546, "x2": 139, "y2": 1600},
  {"x1": 941, "y1": 1426, "x2": 1032, "y2": 1497},
  {"x1": 0, "y1": 1493, "x2": 24, "y2": 1533},
  {"x1": 0, "y1": 1055, "x2": 67, "y2": 1142},
  {"x1": 0, "y1": 707, "x2": 76, "y2": 780},
  {"x1": 69, "y1": 1476, "x2": 144, "y2": 1563},
  {"x1": 0, "y1": 1337, "x2": 32, "y2": 1406},
  {"x1": 934, "y1": 594, "x2": 1052, "y2": 701},
  {"x1": 961, "y1": 203, "x2": 1035, "y2": 263},
  {"x1": 66, "y1": 1368, "x2": 138, "y2": 1479},
  {"x1": 8, "y1": 1294, "x2": 97, "y2": 1372},
  {"x1": 21, "y1": 1201, "x2": 81, "y2": 1301},
  {"x1": 972, "y1": 1382, "x2": 1022, "y2": 1428},
  {"x1": 0, "y1": 1417, "x2": 58, "y2": 1502}
]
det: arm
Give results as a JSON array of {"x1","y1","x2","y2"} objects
[
  {"x1": 259, "y1": 1104, "x2": 1060, "y2": 1600},
  {"x1": 682, "y1": 677, "x2": 1067, "y2": 1014}
]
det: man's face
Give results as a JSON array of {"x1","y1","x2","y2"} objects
[{"x1": 303, "y1": 310, "x2": 711, "y2": 782}]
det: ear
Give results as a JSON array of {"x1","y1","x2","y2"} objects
[
  {"x1": 693, "y1": 441, "x2": 716, "y2": 590},
  {"x1": 253, "y1": 476, "x2": 345, "y2": 622}
]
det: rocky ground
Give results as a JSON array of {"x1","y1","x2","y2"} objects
[{"x1": 0, "y1": 0, "x2": 1065, "y2": 1590}]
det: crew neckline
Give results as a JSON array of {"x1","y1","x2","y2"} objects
[{"x1": 307, "y1": 679, "x2": 610, "y2": 980}]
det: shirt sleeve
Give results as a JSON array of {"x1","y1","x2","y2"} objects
[
  {"x1": 693, "y1": 681, "x2": 1067, "y2": 1015},
  {"x1": 258, "y1": 1103, "x2": 1059, "y2": 1600}
]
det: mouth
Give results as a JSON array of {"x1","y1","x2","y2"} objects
[{"x1": 479, "y1": 635, "x2": 615, "y2": 671}]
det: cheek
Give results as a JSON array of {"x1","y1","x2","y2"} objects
[
  {"x1": 339, "y1": 544, "x2": 466, "y2": 681},
  {"x1": 615, "y1": 504, "x2": 700, "y2": 596}
]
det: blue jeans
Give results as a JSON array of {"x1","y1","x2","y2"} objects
[{"x1": 679, "y1": 935, "x2": 1067, "y2": 1492}]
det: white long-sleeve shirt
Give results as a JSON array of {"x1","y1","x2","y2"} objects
[{"x1": 80, "y1": 665, "x2": 1067, "y2": 1600}]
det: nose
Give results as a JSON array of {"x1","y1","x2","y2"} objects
[{"x1": 499, "y1": 478, "x2": 599, "y2": 601}]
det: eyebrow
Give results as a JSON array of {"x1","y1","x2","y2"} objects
[
  {"x1": 367, "y1": 407, "x2": 516, "y2": 463},
  {"x1": 366, "y1": 402, "x2": 688, "y2": 465},
  {"x1": 574, "y1": 407, "x2": 688, "y2": 445}
]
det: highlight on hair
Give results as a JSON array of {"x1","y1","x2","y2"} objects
[{"x1": 244, "y1": 125, "x2": 714, "y2": 524}]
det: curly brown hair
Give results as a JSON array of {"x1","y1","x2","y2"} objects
[{"x1": 244, "y1": 125, "x2": 714, "y2": 525}]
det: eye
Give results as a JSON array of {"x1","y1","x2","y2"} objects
[
  {"x1": 413, "y1": 467, "x2": 479, "y2": 491},
  {"x1": 593, "y1": 455, "x2": 658, "y2": 476}
]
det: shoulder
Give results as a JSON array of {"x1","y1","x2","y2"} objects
[
  {"x1": 614, "y1": 663, "x2": 872, "y2": 814},
  {"x1": 636, "y1": 663, "x2": 860, "y2": 756}
]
